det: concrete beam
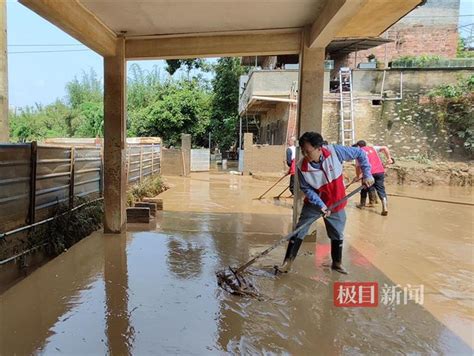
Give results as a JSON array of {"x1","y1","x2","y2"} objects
[
  {"x1": 103, "y1": 37, "x2": 126, "y2": 233},
  {"x1": 309, "y1": 0, "x2": 367, "y2": 48},
  {"x1": 337, "y1": 0, "x2": 422, "y2": 38},
  {"x1": 125, "y1": 30, "x2": 301, "y2": 60},
  {"x1": 19, "y1": 0, "x2": 117, "y2": 56}
]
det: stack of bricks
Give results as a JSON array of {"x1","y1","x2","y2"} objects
[
  {"x1": 142, "y1": 197, "x2": 163, "y2": 211},
  {"x1": 127, "y1": 198, "x2": 163, "y2": 224},
  {"x1": 126, "y1": 207, "x2": 151, "y2": 223}
]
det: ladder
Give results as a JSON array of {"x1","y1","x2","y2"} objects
[{"x1": 338, "y1": 67, "x2": 355, "y2": 146}]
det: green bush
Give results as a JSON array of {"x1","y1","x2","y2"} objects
[
  {"x1": 457, "y1": 38, "x2": 474, "y2": 59},
  {"x1": 127, "y1": 175, "x2": 168, "y2": 206},
  {"x1": 427, "y1": 75, "x2": 474, "y2": 152},
  {"x1": 392, "y1": 55, "x2": 443, "y2": 67}
]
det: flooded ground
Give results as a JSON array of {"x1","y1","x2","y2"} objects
[{"x1": 1, "y1": 172, "x2": 472, "y2": 354}]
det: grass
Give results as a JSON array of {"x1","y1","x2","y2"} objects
[{"x1": 127, "y1": 174, "x2": 168, "y2": 206}]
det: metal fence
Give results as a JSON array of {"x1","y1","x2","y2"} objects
[
  {"x1": 190, "y1": 149, "x2": 210, "y2": 172},
  {"x1": 127, "y1": 144, "x2": 161, "y2": 183},
  {"x1": 0, "y1": 142, "x2": 161, "y2": 233}
]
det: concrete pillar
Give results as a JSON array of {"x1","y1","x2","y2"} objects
[
  {"x1": 293, "y1": 29, "x2": 325, "y2": 229},
  {"x1": 0, "y1": 0, "x2": 8, "y2": 142},
  {"x1": 297, "y1": 30, "x2": 325, "y2": 135},
  {"x1": 181, "y1": 133, "x2": 191, "y2": 176},
  {"x1": 243, "y1": 132, "x2": 253, "y2": 175},
  {"x1": 104, "y1": 38, "x2": 126, "y2": 233}
]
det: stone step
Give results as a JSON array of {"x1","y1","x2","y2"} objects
[
  {"x1": 127, "y1": 207, "x2": 150, "y2": 223},
  {"x1": 135, "y1": 202, "x2": 157, "y2": 216},
  {"x1": 142, "y1": 197, "x2": 163, "y2": 210}
]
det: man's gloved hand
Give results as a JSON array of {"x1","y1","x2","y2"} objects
[
  {"x1": 321, "y1": 207, "x2": 331, "y2": 218},
  {"x1": 362, "y1": 175, "x2": 375, "y2": 187}
]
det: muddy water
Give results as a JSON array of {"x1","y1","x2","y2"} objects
[
  {"x1": 343, "y1": 184, "x2": 474, "y2": 349},
  {"x1": 0, "y1": 173, "x2": 472, "y2": 354}
]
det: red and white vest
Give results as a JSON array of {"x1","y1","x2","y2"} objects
[
  {"x1": 288, "y1": 145, "x2": 296, "y2": 175},
  {"x1": 361, "y1": 146, "x2": 384, "y2": 174},
  {"x1": 298, "y1": 145, "x2": 346, "y2": 212}
]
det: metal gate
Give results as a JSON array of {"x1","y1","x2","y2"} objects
[{"x1": 190, "y1": 149, "x2": 210, "y2": 172}]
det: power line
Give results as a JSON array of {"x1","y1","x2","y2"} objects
[
  {"x1": 8, "y1": 49, "x2": 90, "y2": 54},
  {"x1": 408, "y1": 14, "x2": 474, "y2": 18},
  {"x1": 8, "y1": 44, "x2": 85, "y2": 47}
]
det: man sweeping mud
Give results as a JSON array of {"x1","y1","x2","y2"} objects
[{"x1": 278, "y1": 132, "x2": 374, "y2": 274}]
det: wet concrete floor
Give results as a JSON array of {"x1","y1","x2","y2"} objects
[{"x1": 0, "y1": 172, "x2": 472, "y2": 354}]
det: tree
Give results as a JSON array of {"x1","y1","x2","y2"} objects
[
  {"x1": 165, "y1": 58, "x2": 211, "y2": 77},
  {"x1": 456, "y1": 38, "x2": 474, "y2": 59},
  {"x1": 128, "y1": 64, "x2": 163, "y2": 111},
  {"x1": 66, "y1": 68, "x2": 102, "y2": 109},
  {"x1": 64, "y1": 68, "x2": 104, "y2": 137},
  {"x1": 210, "y1": 57, "x2": 247, "y2": 151},
  {"x1": 9, "y1": 63, "x2": 219, "y2": 145},
  {"x1": 9, "y1": 101, "x2": 71, "y2": 142},
  {"x1": 128, "y1": 78, "x2": 212, "y2": 146},
  {"x1": 73, "y1": 102, "x2": 104, "y2": 137}
]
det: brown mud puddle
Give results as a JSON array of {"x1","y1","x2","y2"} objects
[
  {"x1": 0, "y1": 209, "x2": 471, "y2": 354},
  {"x1": 1, "y1": 173, "x2": 472, "y2": 354}
]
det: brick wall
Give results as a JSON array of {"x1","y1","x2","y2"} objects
[
  {"x1": 181, "y1": 134, "x2": 191, "y2": 176},
  {"x1": 161, "y1": 148, "x2": 184, "y2": 176},
  {"x1": 286, "y1": 102, "x2": 298, "y2": 143},
  {"x1": 322, "y1": 96, "x2": 472, "y2": 160},
  {"x1": 321, "y1": 70, "x2": 473, "y2": 160},
  {"x1": 333, "y1": 0, "x2": 460, "y2": 69},
  {"x1": 242, "y1": 133, "x2": 287, "y2": 175},
  {"x1": 341, "y1": 26, "x2": 459, "y2": 69},
  {"x1": 262, "y1": 69, "x2": 472, "y2": 167},
  {"x1": 259, "y1": 102, "x2": 292, "y2": 145},
  {"x1": 160, "y1": 134, "x2": 191, "y2": 176}
]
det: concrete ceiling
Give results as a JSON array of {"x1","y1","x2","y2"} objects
[
  {"x1": 79, "y1": 0, "x2": 327, "y2": 37},
  {"x1": 19, "y1": 0, "x2": 422, "y2": 58}
]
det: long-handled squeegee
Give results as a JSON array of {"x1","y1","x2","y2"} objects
[{"x1": 254, "y1": 173, "x2": 289, "y2": 200}]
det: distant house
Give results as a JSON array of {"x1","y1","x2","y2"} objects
[
  {"x1": 238, "y1": 0, "x2": 463, "y2": 147},
  {"x1": 239, "y1": 0, "x2": 474, "y2": 171}
]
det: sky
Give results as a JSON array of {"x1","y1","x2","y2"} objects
[{"x1": 7, "y1": 0, "x2": 474, "y2": 109}]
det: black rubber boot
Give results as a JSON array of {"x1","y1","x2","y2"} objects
[
  {"x1": 368, "y1": 190, "x2": 378, "y2": 206},
  {"x1": 276, "y1": 237, "x2": 303, "y2": 274},
  {"x1": 381, "y1": 197, "x2": 388, "y2": 216},
  {"x1": 331, "y1": 240, "x2": 348, "y2": 274},
  {"x1": 356, "y1": 195, "x2": 367, "y2": 209},
  {"x1": 283, "y1": 236, "x2": 297, "y2": 261}
]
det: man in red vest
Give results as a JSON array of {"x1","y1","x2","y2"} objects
[
  {"x1": 285, "y1": 136, "x2": 296, "y2": 195},
  {"x1": 353, "y1": 140, "x2": 394, "y2": 216},
  {"x1": 279, "y1": 132, "x2": 374, "y2": 274}
]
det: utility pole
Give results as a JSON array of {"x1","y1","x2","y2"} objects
[{"x1": 0, "y1": 0, "x2": 8, "y2": 142}]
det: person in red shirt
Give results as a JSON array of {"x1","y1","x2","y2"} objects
[
  {"x1": 285, "y1": 136, "x2": 296, "y2": 195},
  {"x1": 353, "y1": 140, "x2": 394, "y2": 216},
  {"x1": 278, "y1": 132, "x2": 374, "y2": 275}
]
